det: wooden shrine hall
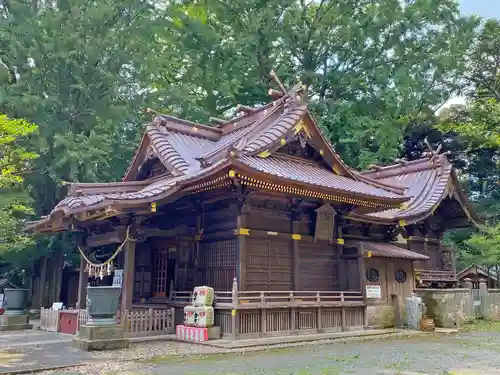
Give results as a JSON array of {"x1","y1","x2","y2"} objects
[{"x1": 27, "y1": 74, "x2": 480, "y2": 336}]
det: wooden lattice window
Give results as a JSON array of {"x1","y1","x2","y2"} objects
[{"x1": 154, "y1": 250, "x2": 168, "y2": 297}]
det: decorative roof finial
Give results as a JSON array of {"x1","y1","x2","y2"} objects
[
  {"x1": 424, "y1": 137, "x2": 445, "y2": 164},
  {"x1": 270, "y1": 70, "x2": 288, "y2": 93}
]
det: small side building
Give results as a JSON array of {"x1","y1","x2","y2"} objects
[{"x1": 457, "y1": 265, "x2": 499, "y2": 288}]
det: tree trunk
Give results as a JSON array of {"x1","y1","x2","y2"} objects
[{"x1": 38, "y1": 256, "x2": 47, "y2": 308}]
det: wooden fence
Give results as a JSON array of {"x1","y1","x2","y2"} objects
[
  {"x1": 40, "y1": 308, "x2": 89, "y2": 333},
  {"x1": 170, "y1": 279, "x2": 366, "y2": 339},
  {"x1": 415, "y1": 269, "x2": 457, "y2": 283},
  {"x1": 221, "y1": 306, "x2": 365, "y2": 339},
  {"x1": 40, "y1": 308, "x2": 60, "y2": 332},
  {"x1": 40, "y1": 307, "x2": 174, "y2": 337},
  {"x1": 121, "y1": 307, "x2": 175, "y2": 337},
  {"x1": 78, "y1": 309, "x2": 89, "y2": 327}
]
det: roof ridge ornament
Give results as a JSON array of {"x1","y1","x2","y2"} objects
[
  {"x1": 147, "y1": 107, "x2": 169, "y2": 127},
  {"x1": 269, "y1": 70, "x2": 308, "y2": 106},
  {"x1": 423, "y1": 137, "x2": 451, "y2": 165}
]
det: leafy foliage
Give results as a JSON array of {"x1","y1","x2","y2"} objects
[
  {"x1": 157, "y1": 0, "x2": 478, "y2": 168},
  {"x1": 0, "y1": 113, "x2": 37, "y2": 258},
  {"x1": 437, "y1": 20, "x2": 500, "y2": 269},
  {"x1": 0, "y1": 0, "x2": 492, "y2": 282},
  {"x1": 0, "y1": 0, "x2": 166, "y2": 279},
  {"x1": 465, "y1": 224, "x2": 500, "y2": 266}
]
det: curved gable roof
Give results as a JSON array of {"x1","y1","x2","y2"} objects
[
  {"x1": 349, "y1": 155, "x2": 482, "y2": 227},
  {"x1": 28, "y1": 88, "x2": 412, "y2": 233}
]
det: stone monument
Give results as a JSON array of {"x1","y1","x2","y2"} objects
[
  {"x1": 0, "y1": 288, "x2": 33, "y2": 331},
  {"x1": 72, "y1": 285, "x2": 129, "y2": 351}
]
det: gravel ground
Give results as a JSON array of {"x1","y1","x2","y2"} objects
[{"x1": 40, "y1": 330, "x2": 500, "y2": 375}]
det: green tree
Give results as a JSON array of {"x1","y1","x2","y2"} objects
[
  {"x1": 0, "y1": 113, "x2": 37, "y2": 270},
  {"x1": 0, "y1": 0, "x2": 170, "y2": 285},
  {"x1": 436, "y1": 20, "x2": 500, "y2": 269},
  {"x1": 159, "y1": 0, "x2": 478, "y2": 168}
]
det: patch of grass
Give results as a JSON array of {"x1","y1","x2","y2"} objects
[
  {"x1": 143, "y1": 352, "x2": 230, "y2": 364},
  {"x1": 319, "y1": 367, "x2": 341, "y2": 374},
  {"x1": 324, "y1": 353, "x2": 360, "y2": 363},
  {"x1": 383, "y1": 361, "x2": 409, "y2": 371},
  {"x1": 461, "y1": 320, "x2": 500, "y2": 332}
]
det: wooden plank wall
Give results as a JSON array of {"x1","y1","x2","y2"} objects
[
  {"x1": 246, "y1": 238, "x2": 292, "y2": 291},
  {"x1": 365, "y1": 257, "x2": 414, "y2": 305},
  {"x1": 299, "y1": 241, "x2": 338, "y2": 291},
  {"x1": 242, "y1": 197, "x2": 344, "y2": 292},
  {"x1": 246, "y1": 208, "x2": 291, "y2": 233},
  {"x1": 177, "y1": 240, "x2": 196, "y2": 291}
]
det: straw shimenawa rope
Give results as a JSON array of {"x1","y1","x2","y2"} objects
[{"x1": 78, "y1": 225, "x2": 137, "y2": 267}]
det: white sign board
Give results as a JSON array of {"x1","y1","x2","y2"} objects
[
  {"x1": 0, "y1": 294, "x2": 4, "y2": 308},
  {"x1": 51, "y1": 302, "x2": 63, "y2": 310},
  {"x1": 366, "y1": 285, "x2": 381, "y2": 299},
  {"x1": 113, "y1": 270, "x2": 124, "y2": 286}
]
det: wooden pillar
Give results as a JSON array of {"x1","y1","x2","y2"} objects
[
  {"x1": 76, "y1": 255, "x2": 89, "y2": 309},
  {"x1": 38, "y1": 256, "x2": 47, "y2": 308},
  {"x1": 194, "y1": 203, "x2": 202, "y2": 285},
  {"x1": 122, "y1": 240, "x2": 136, "y2": 312},
  {"x1": 231, "y1": 278, "x2": 239, "y2": 340},
  {"x1": 336, "y1": 225, "x2": 344, "y2": 290},
  {"x1": 292, "y1": 220, "x2": 300, "y2": 291},
  {"x1": 423, "y1": 238, "x2": 429, "y2": 268},
  {"x1": 358, "y1": 242, "x2": 368, "y2": 327},
  {"x1": 236, "y1": 203, "x2": 249, "y2": 291},
  {"x1": 291, "y1": 199, "x2": 301, "y2": 291}
]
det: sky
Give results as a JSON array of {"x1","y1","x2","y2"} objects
[{"x1": 460, "y1": 0, "x2": 500, "y2": 19}]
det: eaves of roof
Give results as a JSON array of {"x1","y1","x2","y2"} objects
[{"x1": 348, "y1": 155, "x2": 482, "y2": 227}]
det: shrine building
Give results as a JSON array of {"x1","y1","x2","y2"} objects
[{"x1": 27, "y1": 77, "x2": 480, "y2": 337}]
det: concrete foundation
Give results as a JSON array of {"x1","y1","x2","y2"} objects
[
  {"x1": 414, "y1": 288, "x2": 473, "y2": 328},
  {"x1": 207, "y1": 326, "x2": 220, "y2": 340},
  {"x1": 72, "y1": 324, "x2": 129, "y2": 351},
  {"x1": 0, "y1": 314, "x2": 33, "y2": 331},
  {"x1": 366, "y1": 305, "x2": 395, "y2": 328}
]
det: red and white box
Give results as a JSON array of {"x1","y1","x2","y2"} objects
[{"x1": 176, "y1": 325, "x2": 208, "y2": 342}]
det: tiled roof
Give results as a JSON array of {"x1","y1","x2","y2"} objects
[
  {"x1": 243, "y1": 104, "x2": 308, "y2": 154},
  {"x1": 52, "y1": 176, "x2": 183, "y2": 214},
  {"x1": 28, "y1": 87, "x2": 413, "y2": 232},
  {"x1": 362, "y1": 241, "x2": 430, "y2": 261},
  {"x1": 238, "y1": 156, "x2": 401, "y2": 200},
  {"x1": 350, "y1": 155, "x2": 480, "y2": 226}
]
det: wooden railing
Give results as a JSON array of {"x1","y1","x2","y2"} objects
[
  {"x1": 40, "y1": 307, "x2": 174, "y2": 338},
  {"x1": 232, "y1": 290, "x2": 363, "y2": 308},
  {"x1": 416, "y1": 269, "x2": 457, "y2": 282},
  {"x1": 167, "y1": 279, "x2": 366, "y2": 339},
  {"x1": 40, "y1": 308, "x2": 89, "y2": 333},
  {"x1": 122, "y1": 307, "x2": 175, "y2": 337},
  {"x1": 78, "y1": 309, "x2": 89, "y2": 327},
  {"x1": 40, "y1": 308, "x2": 60, "y2": 332},
  {"x1": 171, "y1": 288, "x2": 363, "y2": 309}
]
